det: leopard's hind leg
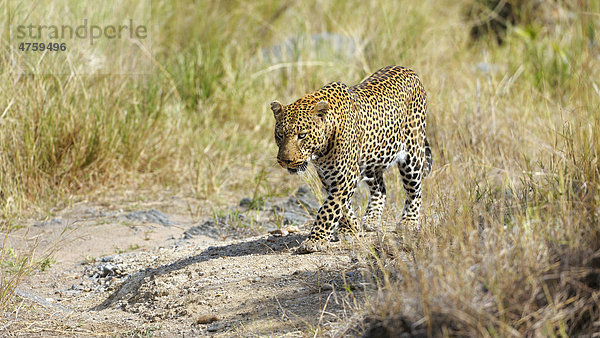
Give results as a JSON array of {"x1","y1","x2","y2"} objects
[
  {"x1": 398, "y1": 91, "x2": 429, "y2": 229},
  {"x1": 361, "y1": 169, "x2": 386, "y2": 231},
  {"x1": 423, "y1": 137, "x2": 432, "y2": 178}
]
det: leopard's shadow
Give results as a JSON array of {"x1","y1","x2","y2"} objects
[{"x1": 90, "y1": 233, "x2": 306, "y2": 311}]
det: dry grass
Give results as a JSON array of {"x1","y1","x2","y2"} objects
[
  {"x1": 0, "y1": 0, "x2": 599, "y2": 334},
  {"x1": 354, "y1": 1, "x2": 600, "y2": 335}
]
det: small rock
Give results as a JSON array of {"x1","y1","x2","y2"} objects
[
  {"x1": 99, "y1": 264, "x2": 116, "y2": 277},
  {"x1": 269, "y1": 228, "x2": 289, "y2": 237},
  {"x1": 122, "y1": 209, "x2": 177, "y2": 226},
  {"x1": 101, "y1": 256, "x2": 114, "y2": 262},
  {"x1": 207, "y1": 323, "x2": 224, "y2": 332},
  {"x1": 253, "y1": 277, "x2": 262, "y2": 282},
  {"x1": 239, "y1": 197, "x2": 253, "y2": 208},
  {"x1": 64, "y1": 290, "x2": 81, "y2": 296},
  {"x1": 196, "y1": 315, "x2": 219, "y2": 325},
  {"x1": 286, "y1": 225, "x2": 299, "y2": 233},
  {"x1": 33, "y1": 218, "x2": 64, "y2": 228},
  {"x1": 183, "y1": 220, "x2": 221, "y2": 240}
]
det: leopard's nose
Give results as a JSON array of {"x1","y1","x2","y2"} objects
[{"x1": 279, "y1": 158, "x2": 293, "y2": 165}]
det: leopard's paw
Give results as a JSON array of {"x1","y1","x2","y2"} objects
[
  {"x1": 338, "y1": 225, "x2": 360, "y2": 236},
  {"x1": 339, "y1": 232, "x2": 360, "y2": 244},
  {"x1": 361, "y1": 215, "x2": 381, "y2": 232},
  {"x1": 361, "y1": 222, "x2": 377, "y2": 232},
  {"x1": 398, "y1": 218, "x2": 420, "y2": 231},
  {"x1": 297, "y1": 237, "x2": 328, "y2": 254}
]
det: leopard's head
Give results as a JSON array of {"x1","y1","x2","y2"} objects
[{"x1": 270, "y1": 97, "x2": 330, "y2": 174}]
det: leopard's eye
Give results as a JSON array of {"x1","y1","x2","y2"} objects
[{"x1": 297, "y1": 133, "x2": 308, "y2": 140}]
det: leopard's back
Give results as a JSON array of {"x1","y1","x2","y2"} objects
[{"x1": 349, "y1": 66, "x2": 428, "y2": 173}]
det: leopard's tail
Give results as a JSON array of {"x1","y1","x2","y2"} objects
[{"x1": 423, "y1": 137, "x2": 432, "y2": 178}]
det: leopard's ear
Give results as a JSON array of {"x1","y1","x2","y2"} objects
[
  {"x1": 270, "y1": 101, "x2": 283, "y2": 118},
  {"x1": 313, "y1": 100, "x2": 329, "y2": 117}
]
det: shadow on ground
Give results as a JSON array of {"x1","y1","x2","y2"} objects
[{"x1": 91, "y1": 234, "x2": 307, "y2": 311}]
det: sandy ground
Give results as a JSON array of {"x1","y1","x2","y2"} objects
[{"x1": 1, "y1": 187, "x2": 368, "y2": 336}]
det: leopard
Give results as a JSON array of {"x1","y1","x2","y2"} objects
[{"x1": 270, "y1": 65, "x2": 431, "y2": 253}]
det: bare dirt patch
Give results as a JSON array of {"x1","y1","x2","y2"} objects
[{"x1": 2, "y1": 187, "x2": 367, "y2": 336}]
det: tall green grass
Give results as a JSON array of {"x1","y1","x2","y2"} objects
[{"x1": 0, "y1": 0, "x2": 598, "y2": 334}]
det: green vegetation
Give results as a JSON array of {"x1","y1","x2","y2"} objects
[
  {"x1": 0, "y1": 241, "x2": 53, "y2": 311},
  {"x1": 1, "y1": 0, "x2": 599, "y2": 335}
]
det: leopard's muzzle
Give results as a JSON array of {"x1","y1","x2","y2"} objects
[{"x1": 286, "y1": 161, "x2": 308, "y2": 174}]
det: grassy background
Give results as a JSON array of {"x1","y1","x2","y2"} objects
[{"x1": 1, "y1": 0, "x2": 599, "y2": 335}]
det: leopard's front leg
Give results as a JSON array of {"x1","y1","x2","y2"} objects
[
  {"x1": 297, "y1": 196, "x2": 341, "y2": 253},
  {"x1": 297, "y1": 172, "x2": 359, "y2": 253}
]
